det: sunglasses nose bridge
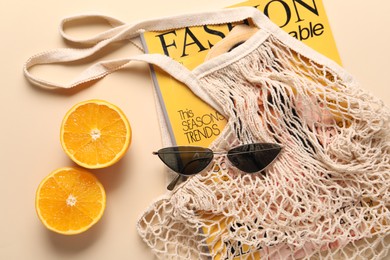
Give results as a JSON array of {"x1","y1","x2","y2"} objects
[{"x1": 212, "y1": 151, "x2": 229, "y2": 161}]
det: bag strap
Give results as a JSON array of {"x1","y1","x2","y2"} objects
[{"x1": 23, "y1": 7, "x2": 264, "y2": 91}]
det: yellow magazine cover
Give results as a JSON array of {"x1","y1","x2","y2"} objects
[{"x1": 141, "y1": 1, "x2": 341, "y2": 258}]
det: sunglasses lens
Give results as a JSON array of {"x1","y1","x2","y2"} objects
[
  {"x1": 156, "y1": 147, "x2": 213, "y2": 176},
  {"x1": 227, "y1": 143, "x2": 282, "y2": 173}
]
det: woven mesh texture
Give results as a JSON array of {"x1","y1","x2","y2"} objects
[{"x1": 138, "y1": 35, "x2": 390, "y2": 259}]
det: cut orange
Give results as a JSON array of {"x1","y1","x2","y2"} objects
[
  {"x1": 35, "y1": 167, "x2": 106, "y2": 235},
  {"x1": 60, "y1": 99, "x2": 131, "y2": 169}
]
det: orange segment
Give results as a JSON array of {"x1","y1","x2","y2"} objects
[
  {"x1": 35, "y1": 167, "x2": 106, "y2": 235},
  {"x1": 60, "y1": 99, "x2": 131, "y2": 169}
]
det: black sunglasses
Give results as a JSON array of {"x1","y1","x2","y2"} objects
[{"x1": 153, "y1": 143, "x2": 282, "y2": 190}]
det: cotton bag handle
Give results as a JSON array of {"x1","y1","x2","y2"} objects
[{"x1": 23, "y1": 7, "x2": 267, "y2": 92}]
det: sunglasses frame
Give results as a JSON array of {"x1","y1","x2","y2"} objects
[{"x1": 153, "y1": 143, "x2": 283, "y2": 190}]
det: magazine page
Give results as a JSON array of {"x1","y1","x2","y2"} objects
[{"x1": 141, "y1": 1, "x2": 342, "y2": 258}]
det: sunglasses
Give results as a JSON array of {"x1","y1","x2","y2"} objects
[{"x1": 153, "y1": 143, "x2": 283, "y2": 190}]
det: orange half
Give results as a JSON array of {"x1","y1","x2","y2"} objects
[
  {"x1": 35, "y1": 167, "x2": 106, "y2": 235},
  {"x1": 60, "y1": 99, "x2": 131, "y2": 169}
]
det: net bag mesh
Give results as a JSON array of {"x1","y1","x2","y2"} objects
[{"x1": 137, "y1": 34, "x2": 390, "y2": 259}]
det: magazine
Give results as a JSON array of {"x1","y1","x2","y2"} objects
[{"x1": 141, "y1": 0, "x2": 341, "y2": 258}]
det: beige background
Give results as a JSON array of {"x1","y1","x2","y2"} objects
[{"x1": 1, "y1": 0, "x2": 389, "y2": 259}]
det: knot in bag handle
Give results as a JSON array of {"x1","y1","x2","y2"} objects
[{"x1": 23, "y1": 6, "x2": 272, "y2": 112}]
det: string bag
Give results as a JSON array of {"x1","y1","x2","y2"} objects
[{"x1": 23, "y1": 7, "x2": 390, "y2": 259}]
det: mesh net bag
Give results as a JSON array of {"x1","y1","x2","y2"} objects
[{"x1": 23, "y1": 7, "x2": 390, "y2": 260}]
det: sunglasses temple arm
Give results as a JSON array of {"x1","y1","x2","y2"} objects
[{"x1": 167, "y1": 174, "x2": 181, "y2": 191}]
